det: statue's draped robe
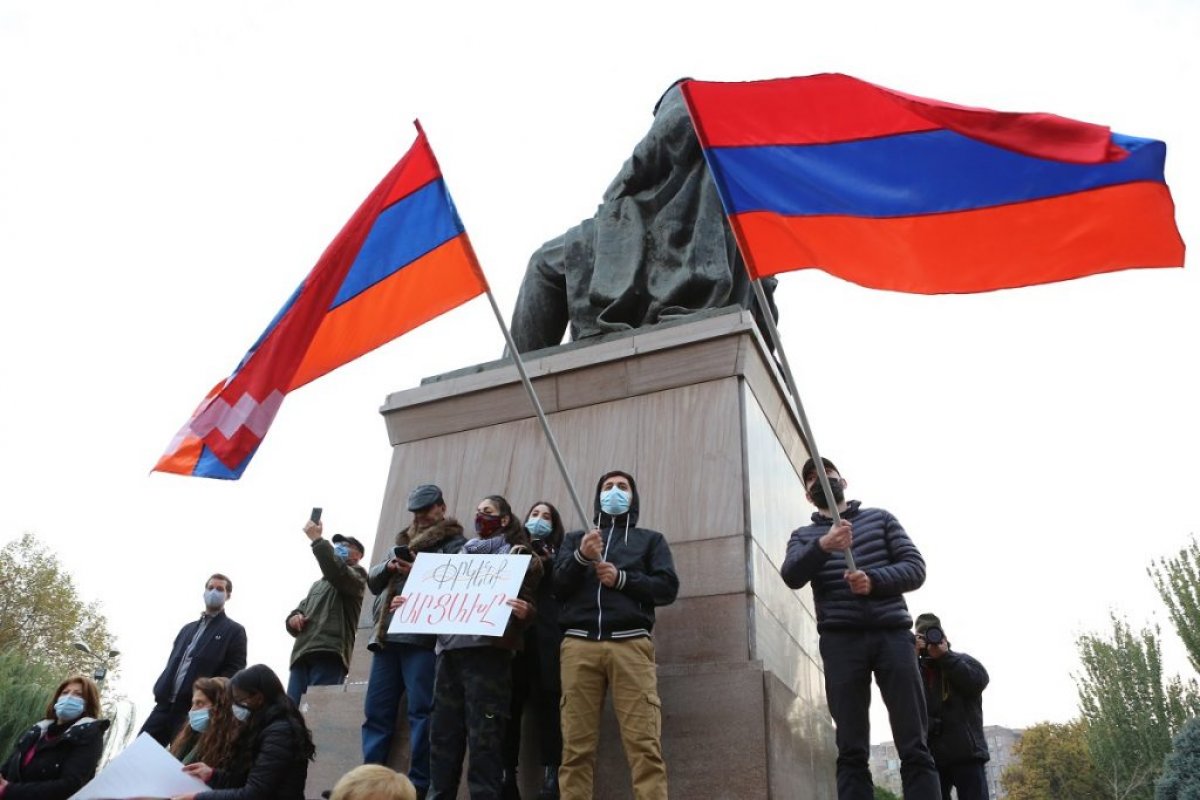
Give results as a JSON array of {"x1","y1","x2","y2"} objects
[{"x1": 510, "y1": 84, "x2": 777, "y2": 353}]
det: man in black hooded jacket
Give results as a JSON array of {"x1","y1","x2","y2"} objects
[{"x1": 553, "y1": 470, "x2": 679, "y2": 800}]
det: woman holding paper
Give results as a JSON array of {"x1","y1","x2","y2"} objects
[
  {"x1": 168, "y1": 677, "x2": 239, "y2": 768},
  {"x1": 0, "y1": 674, "x2": 110, "y2": 800},
  {"x1": 393, "y1": 494, "x2": 542, "y2": 800},
  {"x1": 173, "y1": 664, "x2": 314, "y2": 800}
]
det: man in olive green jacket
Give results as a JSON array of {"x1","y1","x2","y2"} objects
[{"x1": 285, "y1": 517, "x2": 368, "y2": 703}]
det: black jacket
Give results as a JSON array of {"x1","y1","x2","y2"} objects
[
  {"x1": 0, "y1": 717, "x2": 110, "y2": 800},
  {"x1": 197, "y1": 706, "x2": 309, "y2": 800},
  {"x1": 780, "y1": 501, "x2": 925, "y2": 631},
  {"x1": 922, "y1": 650, "x2": 991, "y2": 765},
  {"x1": 153, "y1": 610, "x2": 248, "y2": 704},
  {"x1": 554, "y1": 472, "x2": 679, "y2": 640}
]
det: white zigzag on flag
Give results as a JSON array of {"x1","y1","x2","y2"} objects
[{"x1": 189, "y1": 390, "x2": 285, "y2": 441}]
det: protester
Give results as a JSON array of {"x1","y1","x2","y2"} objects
[
  {"x1": 780, "y1": 457, "x2": 939, "y2": 800},
  {"x1": 285, "y1": 517, "x2": 368, "y2": 704},
  {"x1": 553, "y1": 470, "x2": 679, "y2": 800},
  {"x1": 173, "y1": 664, "x2": 315, "y2": 800},
  {"x1": 330, "y1": 765, "x2": 417, "y2": 800},
  {"x1": 168, "y1": 677, "x2": 240, "y2": 769},
  {"x1": 363, "y1": 483, "x2": 467, "y2": 800},
  {"x1": 914, "y1": 613, "x2": 991, "y2": 800},
  {"x1": 142, "y1": 573, "x2": 247, "y2": 745},
  {"x1": 503, "y1": 501, "x2": 566, "y2": 800},
  {"x1": 400, "y1": 494, "x2": 541, "y2": 800},
  {"x1": 0, "y1": 674, "x2": 110, "y2": 800}
]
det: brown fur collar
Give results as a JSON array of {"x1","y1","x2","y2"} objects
[{"x1": 397, "y1": 517, "x2": 464, "y2": 552}]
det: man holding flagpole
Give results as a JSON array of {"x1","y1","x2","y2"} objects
[{"x1": 781, "y1": 457, "x2": 939, "y2": 800}]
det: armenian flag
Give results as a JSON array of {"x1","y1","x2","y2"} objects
[
  {"x1": 681, "y1": 74, "x2": 1184, "y2": 292},
  {"x1": 155, "y1": 122, "x2": 485, "y2": 479}
]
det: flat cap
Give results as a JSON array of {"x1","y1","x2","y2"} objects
[{"x1": 407, "y1": 484, "x2": 444, "y2": 511}]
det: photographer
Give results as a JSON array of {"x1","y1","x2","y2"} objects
[{"x1": 914, "y1": 614, "x2": 991, "y2": 800}]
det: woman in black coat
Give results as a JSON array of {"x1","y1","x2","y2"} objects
[
  {"x1": 173, "y1": 664, "x2": 314, "y2": 800},
  {"x1": 503, "y1": 500, "x2": 566, "y2": 800},
  {"x1": 0, "y1": 674, "x2": 110, "y2": 800}
]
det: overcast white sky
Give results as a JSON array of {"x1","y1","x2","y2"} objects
[{"x1": 2, "y1": 0, "x2": 1197, "y2": 748}]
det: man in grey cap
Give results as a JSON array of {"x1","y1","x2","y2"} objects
[{"x1": 361, "y1": 484, "x2": 466, "y2": 800}]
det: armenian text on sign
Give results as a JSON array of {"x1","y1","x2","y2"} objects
[{"x1": 388, "y1": 552, "x2": 531, "y2": 636}]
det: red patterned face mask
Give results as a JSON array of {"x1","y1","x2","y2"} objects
[{"x1": 474, "y1": 513, "x2": 504, "y2": 538}]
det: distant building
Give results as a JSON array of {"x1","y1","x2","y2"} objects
[{"x1": 870, "y1": 725, "x2": 1024, "y2": 799}]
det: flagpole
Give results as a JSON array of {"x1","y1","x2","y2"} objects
[
  {"x1": 751, "y1": 279, "x2": 857, "y2": 572},
  {"x1": 474, "y1": 283, "x2": 594, "y2": 535}
]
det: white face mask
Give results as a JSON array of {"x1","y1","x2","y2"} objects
[{"x1": 232, "y1": 703, "x2": 252, "y2": 722}]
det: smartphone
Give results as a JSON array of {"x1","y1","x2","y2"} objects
[
  {"x1": 392, "y1": 545, "x2": 414, "y2": 563},
  {"x1": 310, "y1": 507, "x2": 323, "y2": 524}
]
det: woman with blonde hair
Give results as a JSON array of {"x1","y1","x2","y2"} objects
[
  {"x1": 0, "y1": 674, "x2": 110, "y2": 800},
  {"x1": 168, "y1": 677, "x2": 240, "y2": 768}
]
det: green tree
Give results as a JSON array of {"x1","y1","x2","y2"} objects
[
  {"x1": 1149, "y1": 535, "x2": 1200, "y2": 674},
  {"x1": 0, "y1": 650, "x2": 60, "y2": 757},
  {"x1": 1157, "y1": 716, "x2": 1200, "y2": 799},
  {"x1": 1076, "y1": 615, "x2": 1200, "y2": 800},
  {"x1": 1001, "y1": 720, "x2": 1106, "y2": 800},
  {"x1": 0, "y1": 533, "x2": 120, "y2": 678},
  {"x1": 873, "y1": 787, "x2": 901, "y2": 800}
]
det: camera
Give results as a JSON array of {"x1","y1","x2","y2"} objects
[
  {"x1": 392, "y1": 545, "x2": 415, "y2": 563},
  {"x1": 923, "y1": 626, "x2": 945, "y2": 647}
]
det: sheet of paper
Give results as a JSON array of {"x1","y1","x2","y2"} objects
[
  {"x1": 388, "y1": 552, "x2": 531, "y2": 636},
  {"x1": 69, "y1": 732, "x2": 209, "y2": 800}
]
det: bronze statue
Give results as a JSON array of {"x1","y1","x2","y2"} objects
[{"x1": 509, "y1": 81, "x2": 777, "y2": 353}]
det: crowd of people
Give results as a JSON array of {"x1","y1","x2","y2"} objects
[{"x1": 0, "y1": 459, "x2": 988, "y2": 800}]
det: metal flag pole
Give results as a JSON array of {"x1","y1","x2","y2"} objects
[
  {"x1": 751, "y1": 278, "x2": 856, "y2": 572},
  {"x1": 473, "y1": 279, "x2": 593, "y2": 535}
]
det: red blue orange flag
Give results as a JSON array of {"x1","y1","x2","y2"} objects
[
  {"x1": 155, "y1": 122, "x2": 486, "y2": 479},
  {"x1": 680, "y1": 74, "x2": 1185, "y2": 292}
]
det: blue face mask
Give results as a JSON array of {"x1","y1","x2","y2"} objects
[
  {"x1": 525, "y1": 517, "x2": 553, "y2": 539},
  {"x1": 600, "y1": 487, "x2": 631, "y2": 516},
  {"x1": 333, "y1": 543, "x2": 351, "y2": 561},
  {"x1": 189, "y1": 707, "x2": 211, "y2": 732},
  {"x1": 203, "y1": 588, "x2": 226, "y2": 609},
  {"x1": 54, "y1": 694, "x2": 85, "y2": 722},
  {"x1": 232, "y1": 703, "x2": 252, "y2": 722}
]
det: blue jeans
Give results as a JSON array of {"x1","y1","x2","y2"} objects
[
  {"x1": 287, "y1": 651, "x2": 346, "y2": 705},
  {"x1": 362, "y1": 643, "x2": 436, "y2": 790}
]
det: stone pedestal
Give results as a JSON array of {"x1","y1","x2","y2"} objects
[{"x1": 304, "y1": 309, "x2": 836, "y2": 799}]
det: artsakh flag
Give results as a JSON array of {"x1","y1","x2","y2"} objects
[
  {"x1": 681, "y1": 74, "x2": 1185, "y2": 292},
  {"x1": 155, "y1": 122, "x2": 486, "y2": 479}
]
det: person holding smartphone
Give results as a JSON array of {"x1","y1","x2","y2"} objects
[{"x1": 361, "y1": 484, "x2": 466, "y2": 800}]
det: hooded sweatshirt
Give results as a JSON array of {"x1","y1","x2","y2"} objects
[{"x1": 553, "y1": 470, "x2": 679, "y2": 640}]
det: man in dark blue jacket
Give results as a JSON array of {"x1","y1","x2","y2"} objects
[
  {"x1": 914, "y1": 613, "x2": 991, "y2": 800},
  {"x1": 141, "y1": 573, "x2": 247, "y2": 744},
  {"x1": 781, "y1": 458, "x2": 939, "y2": 800},
  {"x1": 553, "y1": 470, "x2": 679, "y2": 800}
]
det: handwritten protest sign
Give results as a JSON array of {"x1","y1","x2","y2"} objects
[{"x1": 388, "y1": 552, "x2": 531, "y2": 636}]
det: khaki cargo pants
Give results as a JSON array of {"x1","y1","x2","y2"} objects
[{"x1": 558, "y1": 636, "x2": 667, "y2": 800}]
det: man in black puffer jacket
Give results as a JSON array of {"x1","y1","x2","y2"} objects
[
  {"x1": 554, "y1": 470, "x2": 679, "y2": 800},
  {"x1": 914, "y1": 613, "x2": 990, "y2": 800},
  {"x1": 781, "y1": 457, "x2": 939, "y2": 800}
]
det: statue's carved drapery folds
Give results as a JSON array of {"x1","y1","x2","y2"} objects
[{"x1": 509, "y1": 83, "x2": 777, "y2": 353}]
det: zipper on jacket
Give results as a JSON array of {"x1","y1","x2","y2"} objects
[{"x1": 596, "y1": 520, "x2": 615, "y2": 640}]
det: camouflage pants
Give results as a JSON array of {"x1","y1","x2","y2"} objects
[{"x1": 428, "y1": 647, "x2": 513, "y2": 800}]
